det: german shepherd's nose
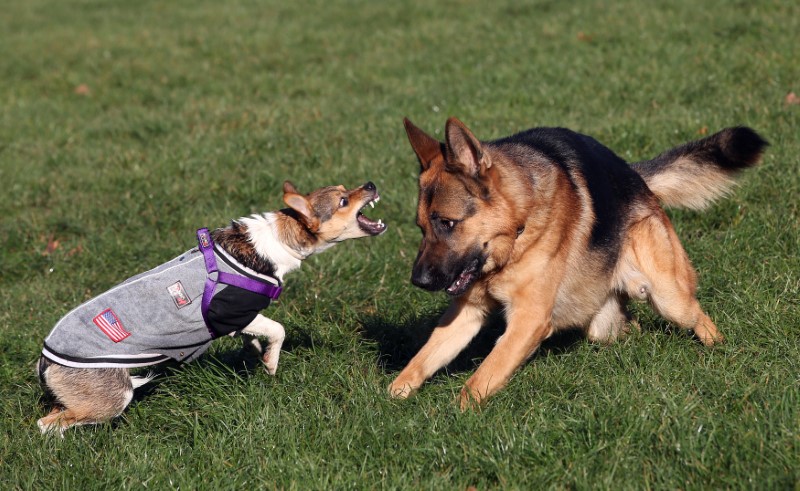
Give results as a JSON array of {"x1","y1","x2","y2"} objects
[
  {"x1": 363, "y1": 181, "x2": 376, "y2": 192},
  {"x1": 411, "y1": 262, "x2": 437, "y2": 291}
]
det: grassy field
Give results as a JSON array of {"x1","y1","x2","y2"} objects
[{"x1": 1, "y1": 0, "x2": 798, "y2": 488}]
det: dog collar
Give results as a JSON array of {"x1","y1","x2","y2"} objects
[{"x1": 197, "y1": 228, "x2": 282, "y2": 335}]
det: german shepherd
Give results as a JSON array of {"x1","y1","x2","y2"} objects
[{"x1": 389, "y1": 117, "x2": 766, "y2": 409}]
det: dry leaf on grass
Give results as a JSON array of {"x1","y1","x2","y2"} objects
[
  {"x1": 67, "y1": 244, "x2": 84, "y2": 257},
  {"x1": 43, "y1": 235, "x2": 60, "y2": 255}
]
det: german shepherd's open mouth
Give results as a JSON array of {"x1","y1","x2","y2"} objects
[{"x1": 445, "y1": 256, "x2": 482, "y2": 296}]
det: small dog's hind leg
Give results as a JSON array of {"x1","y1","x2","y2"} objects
[
  {"x1": 38, "y1": 408, "x2": 95, "y2": 436},
  {"x1": 240, "y1": 314, "x2": 286, "y2": 375},
  {"x1": 38, "y1": 359, "x2": 134, "y2": 435}
]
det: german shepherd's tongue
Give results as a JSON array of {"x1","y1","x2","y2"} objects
[{"x1": 446, "y1": 258, "x2": 479, "y2": 295}]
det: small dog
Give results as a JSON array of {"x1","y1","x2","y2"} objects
[
  {"x1": 389, "y1": 117, "x2": 766, "y2": 409},
  {"x1": 38, "y1": 180, "x2": 386, "y2": 433}
]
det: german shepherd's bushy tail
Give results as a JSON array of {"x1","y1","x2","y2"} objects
[{"x1": 632, "y1": 127, "x2": 768, "y2": 210}]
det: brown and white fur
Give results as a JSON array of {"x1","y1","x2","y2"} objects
[
  {"x1": 389, "y1": 117, "x2": 767, "y2": 409},
  {"x1": 38, "y1": 180, "x2": 386, "y2": 434}
]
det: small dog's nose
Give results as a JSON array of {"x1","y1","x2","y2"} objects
[{"x1": 363, "y1": 181, "x2": 376, "y2": 192}]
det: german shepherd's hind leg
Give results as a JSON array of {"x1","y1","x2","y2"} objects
[
  {"x1": 621, "y1": 213, "x2": 723, "y2": 346},
  {"x1": 37, "y1": 357, "x2": 134, "y2": 435},
  {"x1": 389, "y1": 299, "x2": 487, "y2": 399},
  {"x1": 586, "y1": 294, "x2": 635, "y2": 344}
]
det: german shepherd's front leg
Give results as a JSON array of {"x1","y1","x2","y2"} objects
[
  {"x1": 460, "y1": 257, "x2": 564, "y2": 410},
  {"x1": 459, "y1": 306, "x2": 553, "y2": 410},
  {"x1": 389, "y1": 297, "x2": 489, "y2": 399}
]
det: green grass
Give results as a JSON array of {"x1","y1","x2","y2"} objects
[{"x1": 1, "y1": 0, "x2": 798, "y2": 488}]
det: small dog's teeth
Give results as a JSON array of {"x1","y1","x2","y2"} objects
[
  {"x1": 375, "y1": 196, "x2": 380, "y2": 203},
  {"x1": 378, "y1": 219, "x2": 383, "y2": 226},
  {"x1": 369, "y1": 201, "x2": 375, "y2": 208}
]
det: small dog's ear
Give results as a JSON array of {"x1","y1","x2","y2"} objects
[
  {"x1": 283, "y1": 190, "x2": 320, "y2": 232},
  {"x1": 283, "y1": 180, "x2": 300, "y2": 195},
  {"x1": 445, "y1": 117, "x2": 491, "y2": 178},
  {"x1": 404, "y1": 118, "x2": 443, "y2": 172}
]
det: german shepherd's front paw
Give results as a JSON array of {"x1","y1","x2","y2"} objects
[
  {"x1": 458, "y1": 386, "x2": 484, "y2": 412},
  {"x1": 388, "y1": 379, "x2": 417, "y2": 399}
]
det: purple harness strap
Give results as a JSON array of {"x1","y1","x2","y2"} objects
[{"x1": 197, "y1": 228, "x2": 282, "y2": 337}]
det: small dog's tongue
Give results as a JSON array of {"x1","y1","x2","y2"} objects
[
  {"x1": 356, "y1": 194, "x2": 387, "y2": 236},
  {"x1": 357, "y1": 212, "x2": 386, "y2": 235}
]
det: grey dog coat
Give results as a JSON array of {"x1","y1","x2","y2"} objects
[{"x1": 42, "y1": 245, "x2": 279, "y2": 368}]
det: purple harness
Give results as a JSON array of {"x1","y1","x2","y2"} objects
[{"x1": 196, "y1": 228, "x2": 282, "y2": 337}]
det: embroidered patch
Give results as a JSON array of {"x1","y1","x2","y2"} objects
[
  {"x1": 199, "y1": 231, "x2": 210, "y2": 248},
  {"x1": 167, "y1": 281, "x2": 192, "y2": 309},
  {"x1": 92, "y1": 308, "x2": 131, "y2": 343}
]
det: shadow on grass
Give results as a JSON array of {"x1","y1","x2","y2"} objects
[
  {"x1": 358, "y1": 309, "x2": 586, "y2": 377},
  {"x1": 126, "y1": 328, "x2": 319, "y2": 405}
]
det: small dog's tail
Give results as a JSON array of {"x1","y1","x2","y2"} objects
[
  {"x1": 130, "y1": 372, "x2": 156, "y2": 389},
  {"x1": 37, "y1": 356, "x2": 50, "y2": 385},
  {"x1": 631, "y1": 127, "x2": 768, "y2": 210}
]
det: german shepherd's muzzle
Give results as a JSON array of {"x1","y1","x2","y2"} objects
[{"x1": 411, "y1": 243, "x2": 484, "y2": 296}]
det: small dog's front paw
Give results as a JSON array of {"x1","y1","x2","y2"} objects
[{"x1": 262, "y1": 351, "x2": 278, "y2": 375}]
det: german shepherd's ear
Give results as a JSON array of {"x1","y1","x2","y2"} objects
[
  {"x1": 445, "y1": 117, "x2": 491, "y2": 178},
  {"x1": 404, "y1": 118, "x2": 443, "y2": 171},
  {"x1": 283, "y1": 181, "x2": 320, "y2": 232}
]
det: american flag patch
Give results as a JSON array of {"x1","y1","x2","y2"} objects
[{"x1": 92, "y1": 308, "x2": 131, "y2": 342}]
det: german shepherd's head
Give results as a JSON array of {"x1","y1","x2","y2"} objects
[{"x1": 404, "y1": 118, "x2": 523, "y2": 296}]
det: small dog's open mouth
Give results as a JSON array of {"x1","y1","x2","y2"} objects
[
  {"x1": 446, "y1": 258, "x2": 480, "y2": 296},
  {"x1": 357, "y1": 194, "x2": 387, "y2": 236}
]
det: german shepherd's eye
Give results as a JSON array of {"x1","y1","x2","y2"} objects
[
  {"x1": 429, "y1": 212, "x2": 456, "y2": 233},
  {"x1": 339, "y1": 197, "x2": 349, "y2": 207}
]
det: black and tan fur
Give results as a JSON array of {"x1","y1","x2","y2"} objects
[
  {"x1": 38, "y1": 181, "x2": 386, "y2": 434},
  {"x1": 389, "y1": 118, "x2": 766, "y2": 409}
]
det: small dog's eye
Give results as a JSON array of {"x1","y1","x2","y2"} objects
[
  {"x1": 441, "y1": 219, "x2": 456, "y2": 230},
  {"x1": 339, "y1": 197, "x2": 349, "y2": 207}
]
